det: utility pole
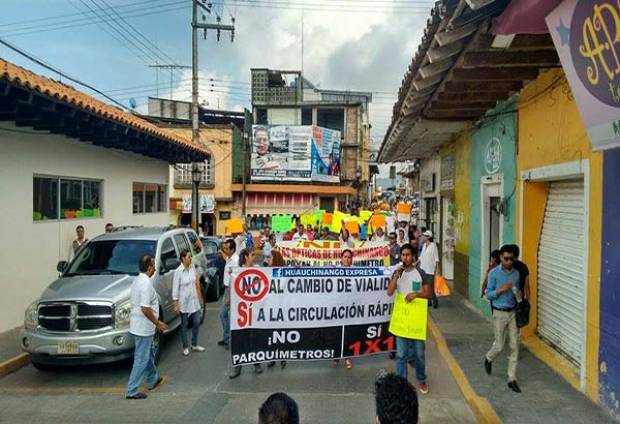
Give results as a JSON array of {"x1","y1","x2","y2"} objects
[
  {"x1": 148, "y1": 64, "x2": 191, "y2": 99},
  {"x1": 191, "y1": 0, "x2": 235, "y2": 232}
]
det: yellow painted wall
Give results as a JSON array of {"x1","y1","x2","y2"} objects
[
  {"x1": 453, "y1": 129, "x2": 472, "y2": 254},
  {"x1": 517, "y1": 68, "x2": 603, "y2": 400},
  {"x1": 166, "y1": 126, "x2": 234, "y2": 201}
]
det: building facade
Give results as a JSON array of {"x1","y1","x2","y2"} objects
[
  {"x1": 0, "y1": 60, "x2": 210, "y2": 333},
  {"x1": 249, "y1": 68, "x2": 370, "y2": 220}
]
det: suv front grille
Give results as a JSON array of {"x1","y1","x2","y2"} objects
[{"x1": 38, "y1": 301, "x2": 114, "y2": 332}]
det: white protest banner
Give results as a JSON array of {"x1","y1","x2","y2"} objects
[
  {"x1": 230, "y1": 266, "x2": 395, "y2": 366},
  {"x1": 277, "y1": 240, "x2": 390, "y2": 267}
]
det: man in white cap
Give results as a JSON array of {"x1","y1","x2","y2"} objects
[{"x1": 419, "y1": 230, "x2": 439, "y2": 309}]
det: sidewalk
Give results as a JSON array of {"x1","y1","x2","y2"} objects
[
  {"x1": 430, "y1": 294, "x2": 614, "y2": 424},
  {"x1": 0, "y1": 327, "x2": 23, "y2": 363}
]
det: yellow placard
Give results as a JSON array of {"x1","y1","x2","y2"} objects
[
  {"x1": 332, "y1": 211, "x2": 348, "y2": 233},
  {"x1": 227, "y1": 218, "x2": 244, "y2": 234},
  {"x1": 388, "y1": 294, "x2": 428, "y2": 341},
  {"x1": 396, "y1": 203, "x2": 412, "y2": 215},
  {"x1": 300, "y1": 214, "x2": 315, "y2": 227},
  {"x1": 360, "y1": 210, "x2": 373, "y2": 221}
]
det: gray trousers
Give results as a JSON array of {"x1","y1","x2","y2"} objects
[{"x1": 485, "y1": 309, "x2": 519, "y2": 381}]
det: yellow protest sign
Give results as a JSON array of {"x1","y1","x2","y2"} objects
[
  {"x1": 389, "y1": 294, "x2": 428, "y2": 341},
  {"x1": 227, "y1": 218, "x2": 244, "y2": 234},
  {"x1": 300, "y1": 214, "x2": 315, "y2": 227},
  {"x1": 332, "y1": 211, "x2": 348, "y2": 233},
  {"x1": 360, "y1": 210, "x2": 373, "y2": 221}
]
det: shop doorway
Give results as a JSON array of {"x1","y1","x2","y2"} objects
[
  {"x1": 441, "y1": 197, "x2": 454, "y2": 280},
  {"x1": 481, "y1": 178, "x2": 502, "y2": 276}
]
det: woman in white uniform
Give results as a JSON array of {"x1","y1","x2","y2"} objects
[{"x1": 173, "y1": 249, "x2": 205, "y2": 356}]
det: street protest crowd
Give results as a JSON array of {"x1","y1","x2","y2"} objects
[{"x1": 70, "y1": 200, "x2": 529, "y2": 423}]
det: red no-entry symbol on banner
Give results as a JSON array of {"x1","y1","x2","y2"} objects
[{"x1": 234, "y1": 268, "x2": 270, "y2": 302}]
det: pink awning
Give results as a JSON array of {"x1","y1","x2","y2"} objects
[{"x1": 492, "y1": 0, "x2": 563, "y2": 35}]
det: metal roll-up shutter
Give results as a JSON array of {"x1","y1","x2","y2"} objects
[{"x1": 537, "y1": 179, "x2": 585, "y2": 365}]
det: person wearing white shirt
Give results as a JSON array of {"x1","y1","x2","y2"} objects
[
  {"x1": 173, "y1": 249, "x2": 205, "y2": 356},
  {"x1": 419, "y1": 230, "x2": 440, "y2": 309},
  {"x1": 218, "y1": 238, "x2": 239, "y2": 348},
  {"x1": 372, "y1": 227, "x2": 387, "y2": 242},
  {"x1": 292, "y1": 225, "x2": 309, "y2": 241},
  {"x1": 262, "y1": 234, "x2": 276, "y2": 266},
  {"x1": 126, "y1": 255, "x2": 168, "y2": 400}
]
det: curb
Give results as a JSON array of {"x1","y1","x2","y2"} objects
[
  {"x1": 428, "y1": 318, "x2": 502, "y2": 424},
  {"x1": 0, "y1": 353, "x2": 30, "y2": 379}
]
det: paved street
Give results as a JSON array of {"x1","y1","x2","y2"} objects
[{"x1": 0, "y1": 302, "x2": 475, "y2": 423}]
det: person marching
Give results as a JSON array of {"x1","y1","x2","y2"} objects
[
  {"x1": 173, "y1": 249, "x2": 205, "y2": 356},
  {"x1": 333, "y1": 249, "x2": 354, "y2": 370},
  {"x1": 267, "y1": 250, "x2": 288, "y2": 370},
  {"x1": 229, "y1": 247, "x2": 264, "y2": 379},
  {"x1": 387, "y1": 243, "x2": 433, "y2": 395}
]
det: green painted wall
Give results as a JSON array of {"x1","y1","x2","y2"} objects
[{"x1": 468, "y1": 100, "x2": 518, "y2": 315}]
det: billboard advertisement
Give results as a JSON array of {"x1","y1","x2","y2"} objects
[{"x1": 251, "y1": 125, "x2": 340, "y2": 183}]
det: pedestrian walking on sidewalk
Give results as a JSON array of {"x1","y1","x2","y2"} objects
[
  {"x1": 419, "y1": 230, "x2": 439, "y2": 309},
  {"x1": 484, "y1": 244, "x2": 522, "y2": 393},
  {"x1": 480, "y1": 249, "x2": 501, "y2": 299},
  {"x1": 229, "y1": 247, "x2": 264, "y2": 379},
  {"x1": 387, "y1": 243, "x2": 433, "y2": 394},
  {"x1": 508, "y1": 244, "x2": 530, "y2": 300},
  {"x1": 173, "y1": 249, "x2": 205, "y2": 356},
  {"x1": 126, "y1": 255, "x2": 168, "y2": 399},
  {"x1": 218, "y1": 239, "x2": 239, "y2": 349}
]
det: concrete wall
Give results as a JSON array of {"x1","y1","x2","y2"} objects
[
  {"x1": 453, "y1": 129, "x2": 472, "y2": 297},
  {"x1": 468, "y1": 100, "x2": 517, "y2": 315},
  {"x1": 0, "y1": 123, "x2": 170, "y2": 333},
  {"x1": 517, "y1": 69, "x2": 602, "y2": 401}
]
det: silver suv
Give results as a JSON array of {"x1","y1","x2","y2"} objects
[{"x1": 20, "y1": 226, "x2": 211, "y2": 369}]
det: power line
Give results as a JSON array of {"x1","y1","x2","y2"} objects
[{"x1": 0, "y1": 37, "x2": 127, "y2": 110}]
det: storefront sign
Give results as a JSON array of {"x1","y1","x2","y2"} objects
[
  {"x1": 547, "y1": 1, "x2": 620, "y2": 150},
  {"x1": 277, "y1": 240, "x2": 390, "y2": 267},
  {"x1": 484, "y1": 137, "x2": 502, "y2": 174},
  {"x1": 182, "y1": 194, "x2": 216, "y2": 213},
  {"x1": 230, "y1": 267, "x2": 395, "y2": 365}
]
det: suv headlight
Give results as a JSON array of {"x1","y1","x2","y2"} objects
[
  {"x1": 115, "y1": 300, "x2": 132, "y2": 328},
  {"x1": 24, "y1": 301, "x2": 38, "y2": 330}
]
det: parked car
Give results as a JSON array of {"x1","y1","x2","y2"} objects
[
  {"x1": 200, "y1": 236, "x2": 225, "y2": 301},
  {"x1": 20, "y1": 227, "x2": 212, "y2": 369}
]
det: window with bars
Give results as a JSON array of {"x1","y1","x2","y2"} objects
[
  {"x1": 33, "y1": 176, "x2": 102, "y2": 221},
  {"x1": 133, "y1": 183, "x2": 167, "y2": 214},
  {"x1": 174, "y1": 159, "x2": 213, "y2": 185}
]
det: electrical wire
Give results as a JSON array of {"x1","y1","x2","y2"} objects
[{"x1": 0, "y1": 37, "x2": 128, "y2": 110}]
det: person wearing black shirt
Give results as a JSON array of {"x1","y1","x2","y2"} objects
[{"x1": 509, "y1": 245, "x2": 530, "y2": 300}]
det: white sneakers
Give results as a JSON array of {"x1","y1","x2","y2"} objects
[{"x1": 183, "y1": 345, "x2": 205, "y2": 356}]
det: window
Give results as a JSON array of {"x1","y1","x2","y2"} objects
[
  {"x1": 302, "y1": 108, "x2": 313, "y2": 125},
  {"x1": 174, "y1": 160, "x2": 213, "y2": 185},
  {"x1": 174, "y1": 234, "x2": 191, "y2": 254},
  {"x1": 256, "y1": 108, "x2": 268, "y2": 125},
  {"x1": 133, "y1": 182, "x2": 167, "y2": 214},
  {"x1": 160, "y1": 238, "x2": 177, "y2": 266},
  {"x1": 317, "y1": 108, "x2": 345, "y2": 134},
  {"x1": 187, "y1": 231, "x2": 201, "y2": 254},
  {"x1": 33, "y1": 176, "x2": 101, "y2": 221},
  {"x1": 33, "y1": 176, "x2": 58, "y2": 220},
  {"x1": 66, "y1": 240, "x2": 156, "y2": 276}
]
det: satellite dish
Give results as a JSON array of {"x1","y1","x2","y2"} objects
[{"x1": 129, "y1": 98, "x2": 137, "y2": 109}]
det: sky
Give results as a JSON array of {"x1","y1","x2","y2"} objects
[{"x1": 0, "y1": 0, "x2": 434, "y2": 150}]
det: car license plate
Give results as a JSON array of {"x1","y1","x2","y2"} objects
[{"x1": 57, "y1": 341, "x2": 79, "y2": 355}]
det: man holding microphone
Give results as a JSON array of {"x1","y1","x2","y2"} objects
[{"x1": 387, "y1": 243, "x2": 433, "y2": 394}]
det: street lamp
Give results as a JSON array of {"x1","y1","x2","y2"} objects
[{"x1": 191, "y1": 162, "x2": 203, "y2": 232}]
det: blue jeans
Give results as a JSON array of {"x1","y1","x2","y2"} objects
[
  {"x1": 126, "y1": 334, "x2": 160, "y2": 396},
  {"x1": 180, "y1": 311, "x2": 201, "y2": 348},
  {"x1": 396, "y1": 336, "x2": 426, "y2": 383},
  {"x1": 219, "y1": 291, "x2": 230, "y2": 344}
]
